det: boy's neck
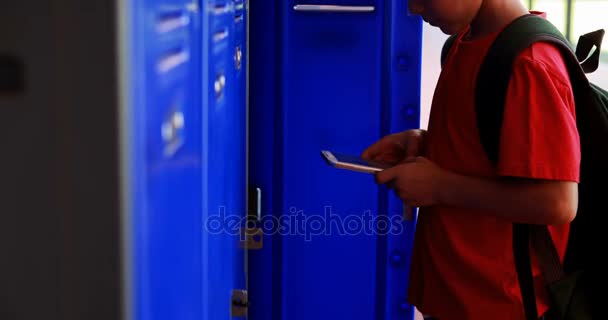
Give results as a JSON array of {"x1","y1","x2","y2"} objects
[{"x1": 467, "y1": 0, "x2": 529, "y2": 40}]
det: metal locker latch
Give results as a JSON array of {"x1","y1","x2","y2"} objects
[
  {"x1": 214, "y1": 73, "x2": 226, "y2": 99},
  {"x1": 240, "y1": 227, "x2": 263, "y2": 250},
  {"x1": 161, "y1": 109, "x2": 185, "y2": 157},
  {"x1": 241, "y1": 187, "x2": 263, "y2": 250},
  {"x1": 234, "y1": 46, "x2": 242, "y2": 70},
  {"x1": 231, "y1": 289, "x2": 248, "y2": 317},
  {"x1": 186, "y1": 2, "x2": 198, "y2": 13}
]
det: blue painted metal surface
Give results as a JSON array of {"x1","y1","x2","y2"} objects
[
  {"x1": 248, "y1": 1, "x2": 422, "y2": 319},
  {"x1": 280, "y1": 1, "x2": 384, "y2": 319},
  {"x1": 201, "y1": 0, "x2": 248, "y2": 319},
  {"x1": 128, "y1": 0, "x2": 248, "y2": 319},
  {"x1": 247, "y1": 1, "x2": 279, "y2": 319},
  {"x1": 126, "y1": 0, "x2": 418, "y2": 318},
  {"x1": 383, "y1": 1, "x2": 423, "y2": 319},
  {"x1": 129, "y1": 1, "x2": 204, "y2": 320}
]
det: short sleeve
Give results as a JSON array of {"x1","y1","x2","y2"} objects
[{"x1": 496, "y1": 42, "x2": 581, "y2": 182}]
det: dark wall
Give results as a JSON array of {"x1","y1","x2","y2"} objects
[{"x1": 0, "y1": 1, "x2": 123, "y2": 319}]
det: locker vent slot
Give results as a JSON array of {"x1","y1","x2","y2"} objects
[
  {"x1": 157, "y1": 47, "x2": 189, "y2": 74},
  {"x1": 212, "y1": 28, "x2": 229, "y2": 43},
  {"x1": 210, "y1": 3, "x2": 231, "y2": 15},
  {"x1": 156, "y1": 9, "x2": 190, "y2": 34}
]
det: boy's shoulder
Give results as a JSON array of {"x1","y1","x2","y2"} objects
[
  {"x1": 512, "y1": 41, "x2": 572, "y2": 87},
  {"x1": 440, "y1": 12, "x2": 575, "y2": 94}
]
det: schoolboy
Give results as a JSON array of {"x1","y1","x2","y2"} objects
[{"x1": 362, "y1": 1, "x2": 580, "y2": 319}]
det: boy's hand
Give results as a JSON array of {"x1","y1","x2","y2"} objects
[
  {"x1": 361, "y1": 129, "x2": 426, "y2": 165},
  {"x1": 375, "y1": 156, "x2": 445, "y2": 207}
]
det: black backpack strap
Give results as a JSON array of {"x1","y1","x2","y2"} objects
[
  {"x1": 440, "y1": 34, "x2": 458, "y2": 67},
  {"x1": 576, "y1": 29, "x2": 605, "y2": 74},
  {"x1": 475, "y1": 13, "x2": 577, "y2": 165},
  {"x1": 514, "y1": 225, "x2": 566, "y2": 320},
  {"x1": 476, "y1": 14, "x2": 604, "y2": 165},
  {"x1": 475, "y1": 14, "x2": 584, "y2": 320},
  {"x1": 512, "y1": 223, "x2": 538, "y2": 320}
]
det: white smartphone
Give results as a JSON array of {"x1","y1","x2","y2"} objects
[{"x1": 321, "y1": 150, "x2": 392, "y2": 174}]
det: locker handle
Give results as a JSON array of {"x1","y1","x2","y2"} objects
[
  {"x1": 248, "y1": 187, "x2": 262, "y2": 222},
  {"x1": 293, "y1": 4, "x2": 375, "y2": 13}
]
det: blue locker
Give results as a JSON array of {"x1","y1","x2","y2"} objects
[
  {"x1": 248, "y1": 1, "x2": 422, "y2": 319},
  {"x1": 201, "y1": 0, "x2": 248, "y2": 319},
  {"x1": 127, "y1": 0, "x2": 248, "y2": 319},
  {"x1": 128, "y1": 1, "x2": 205, "y2": 319}
]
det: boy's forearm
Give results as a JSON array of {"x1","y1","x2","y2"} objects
[{"x1": 437, "y1": 171, "x2": 578, "y2": 225}]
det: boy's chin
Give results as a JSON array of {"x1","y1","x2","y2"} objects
[{"x1": 438, "y1": 24, "x2": 466, "y2": 36}]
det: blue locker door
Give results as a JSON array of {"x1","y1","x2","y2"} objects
[
  {"x1": 249, "y1": 1, "x2": 422, "y2": 319},
  {"x1": 383, "y1": 2, "x2": 423, "y2": 319},
  {"x1": 201, "y1": 1, "x2": 248, "y2": 319},
  {"x1": 281, "y1": 2, "x2": 385, "y2": 319},
  {"x1": 130, "y1": 1, "x2": 204, "y2": 319}
]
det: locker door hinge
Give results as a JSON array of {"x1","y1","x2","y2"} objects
[{"x1": 231, "y1": 289, "x2": 249, "y2": 317}]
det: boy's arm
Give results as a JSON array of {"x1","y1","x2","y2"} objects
[
  {"x1": 375, "y1": 156, "x2": 577, "y2": 225},
  {"x1": 438, "y1": 172, "x2": 577, "y2": 225},
  {"x1": 477, "y1": 41, "x2": 580, "y2": 225},
  {"x1": 379, "y1": 42, "x2": 580, "y2": 225},
  {"x1": 376, "y1": 43, "x2": 580, "y2": 225}
]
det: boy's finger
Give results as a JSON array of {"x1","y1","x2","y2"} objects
[
  {"x1": 403, "y1": 203, "x2": 420, "y2": 221},
  {"x1": 400, "y1": 156, "x2": 417, "y2": 164},
  {"x1": 403, "y1": 205, "x2": 414, "y2": 220},
  {"x1": 405, "y1": 138, "x2": 421, "y2": 158},
  {"x1": 375, "y1": 166, "x2": 397, "y2": 185},
  {"x1": 361, "y1": 146, "x2": 377, "y2": 159}
]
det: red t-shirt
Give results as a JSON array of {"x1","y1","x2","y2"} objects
[{"x1": 407, "y1": 15, "x2": 581, "y2": 320}]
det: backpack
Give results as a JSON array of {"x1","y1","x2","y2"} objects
[{"x1": 440, "y1": 14, "x2": 606, "y2": 320}]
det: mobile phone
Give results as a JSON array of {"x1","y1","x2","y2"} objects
[{"x1": 320, "y1": 150, "x2": 392, "y2": 174}]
